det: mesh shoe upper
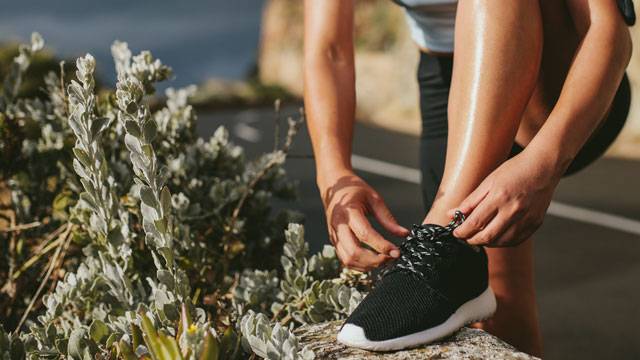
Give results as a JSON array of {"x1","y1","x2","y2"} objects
[{"x1": 343, "y1": 218, "x2": 489, "y2": 341}]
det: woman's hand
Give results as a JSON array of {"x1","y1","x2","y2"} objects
[
  {"x1": 319, "y1": 172, "x2": 409, "y2": 271},
  {"x1": 449, "y1": 150, "x2": 562, "y2": 247}
]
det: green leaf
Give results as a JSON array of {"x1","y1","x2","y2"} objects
[
  {"x1": 118, "y1": 339, "x2": 137, "y2": 360},
  {"x1": 67, "y1": 328, "x2": 88, "y2": 359},
  {"x1": 107, "y1": 227, "x2": 125, "y2": 247},
  {"x1": 140, "y1": 186, "x2": 158, "y2": 210},
  {"x1": 52, "y1": 191, "x2": 75, "y2": 220},
  {"x1": 79, "y1": 192, "x2": 98, "y2": 211},
  {"x1": 154, "y1": 218, "x2": 167, "y2": 234},
  {"x1": 67, "y1": 82, "x2": 85, "y2": 105},
  {"x1": 89, "y1": 319, "x2": 109, "y2": 344},
  {"x1": 90, "y1": 116, "x2": 111, "y2": 139},
  {"x1": 105, "y1": 333, "x2": 118, "y2": 348},
  {"x1": 125, "y1": 133, "x2": 143, "y2": 155},
  {"x1": 219, "y1": 327, "x2": 239, "y2": 360},
  {"x1": 73, "y1": 148, "x2": 92, "y2": 168},
  {"x1": 130, "y1": 323, "x2": 143, "y2": 350},
  {"x1": 157, "y1": 247, "x2": 174, "y2": 268},
  {"x1": 79, "y1": 178, "x2": 96, "y2": 198},
  {"x1": 199, "y1": 330, "x2": 219, "y2": 360},
  {"x1": 141, "y1": 202, "x2": 159, "y2": 222},
  {"x1": 126, "y1": 101, "x2": 138, "y2": 114},
  {"x1": 143, "y1": 119, "x2": 157, "y2": 142},
  {"x1": 139, "y1": 313, "x2": 162, "y2": 360},
  {"x1": 157, "y1": 332, "x2": 182, "y2": 360},
  {"x1": 156, "y1": 269, "x2": 174, "y2": 289},
  {"x1": 72, "y1": 158, "x2": 89, "y2": 180},
  {"x1": 160, "y1": 186, "x2": 171, "y2": 216},
  {"x1": 68, "y1": 115, "x2": 85, "y2": 139},
  {"x1": 124, "y1": 120, "x2": 142, "y2": 138}
]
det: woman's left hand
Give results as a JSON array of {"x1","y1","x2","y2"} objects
[{"x1": 448, "y1": 150, "x2": 563, "y2": 247}]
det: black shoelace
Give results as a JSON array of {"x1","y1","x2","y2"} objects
[{"x1": 382, "y1": 210, "x2": 472, "y2": 279}]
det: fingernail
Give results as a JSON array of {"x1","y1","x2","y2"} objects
[{"x1": 390, "y1": 249, "x2": 400, "y2": 258}]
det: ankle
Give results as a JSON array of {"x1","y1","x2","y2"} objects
[{"x1": 423, "y1": 203, "x2": 455, "y2": 226}]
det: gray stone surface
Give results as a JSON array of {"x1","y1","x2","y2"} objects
[{"x1": 295, "y1": 321, "x2": 539, "y2": 360}]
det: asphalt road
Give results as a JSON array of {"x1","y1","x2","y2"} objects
[{"x1": 199, "y1": 105, "x2": 640, "y2": 360}]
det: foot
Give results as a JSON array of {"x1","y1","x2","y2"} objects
[{"x1": 337, "y1": 212, "x2": 496, "y2": 351}]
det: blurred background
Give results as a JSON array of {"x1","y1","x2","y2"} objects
[{"x1": 1, "y1": 0, "x2": 639, "y2": 358}]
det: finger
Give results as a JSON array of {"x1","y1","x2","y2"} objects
[
  {"x1": 453, "y1": 199, "x2": 498, "y2": 239},
  {"x1": 491, "y1": 218, "x2": 538, "y2": 247},
  {"x1": 447, "y1": 182, "x2": 490, "y2": 218},
  {"x1": 488, "y1": 225, "x2": 519, "y2": 248},
  {"x1": 348, "y1": 209, "x2": 401, "y2": 258},
  {"x1": 327, "y1": 226, "x2": 337, "y2": 246},
  {"x1": 336, "y1": 224, "x2": 389, "y2": 271},
  {"x1": 334, "y1": 246, "x2": 366, "y2": 272},
  {"x1": 367, "y1": 193, "x2": 410, "y2": 237},
  {"x1": 467, "y1": 210, "x2": 513, "y2": 246}
]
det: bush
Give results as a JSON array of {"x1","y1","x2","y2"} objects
[{"x1": 0, "y1": 34, "x2": 367, "y2": 359}]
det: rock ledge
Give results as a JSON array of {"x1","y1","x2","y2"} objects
[{"x1": 295, "y1": 321, "x2": 539, "y2": 360}]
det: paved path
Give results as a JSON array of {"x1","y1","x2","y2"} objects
[{"x1": 199, "y1": 106, "x2": 640, "y2": 360}]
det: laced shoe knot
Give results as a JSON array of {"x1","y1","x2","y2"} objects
[{"x1": 382, "y1": 210, "x2": 476, "y2": 278}]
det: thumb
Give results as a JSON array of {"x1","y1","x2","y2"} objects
[{"x1": 368, "y1": 193, "x2": 409, "y2": 237}]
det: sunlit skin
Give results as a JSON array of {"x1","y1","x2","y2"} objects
[{"x1": 303, "y1": 0, "x2": 631, "y2": 356}]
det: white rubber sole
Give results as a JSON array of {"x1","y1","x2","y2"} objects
[{"x1": 337, "y1": 286, "x2": 497, "y2": 351}]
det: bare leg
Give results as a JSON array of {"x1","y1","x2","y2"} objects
[
  {"x1": 422, "y1": 0, "x2": 544, "y2": 355},
  {"x1": 479, "y1": 241, "x2": 543, "y2": 356},
  {"x1": 425, "y1": 0, "x2": 543, "y2": 221}
]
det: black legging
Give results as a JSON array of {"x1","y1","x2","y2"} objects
[{"x1": 417, "y1": 51, "x2": 631, "y2": 211}]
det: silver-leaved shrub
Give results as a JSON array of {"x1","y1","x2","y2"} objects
[
  {"x1": 0, "y1": 33, "x2": 368, "y2": 360},
  {"x1": 239, "y1": 311, "x2": 314, "y2": 360},
  {"x1": 234, "y1": 224, "x2": 365, "y2": 357}
]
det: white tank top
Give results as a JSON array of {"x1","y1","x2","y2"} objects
[{"x1": 393, "y1": 0, "x2": 457, "y2": 53}]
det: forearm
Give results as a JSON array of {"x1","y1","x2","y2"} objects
[
  {"x1": 303, "y1": 0, "x2": 356, "y2": 190},
  {"x1": 526, "y1": 10, "x2": 632, "y2": 177},
  {"x1": 304, "y1": 57, "x2": 356, "y2": 186}
]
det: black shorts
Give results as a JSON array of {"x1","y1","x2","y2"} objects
[{"x1": 417, "y1": 51, "x2": 631, "y2": 211}]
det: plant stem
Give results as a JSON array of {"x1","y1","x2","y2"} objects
[
  {"x1": 11, "y1": 233, "x2": 63, "y2": 280},
  {"x1": 3, "y1": 224, "x2": 65, "y2": 291},
  {"x1": 228, "y1": 116, "x2": 301, "y2": 238},
  {"x1": 14, "y1": 224, "x2": 73, "y2": 334},
  {"x1": 0, "y1": 221, "x2": 42, "y2": 232}
]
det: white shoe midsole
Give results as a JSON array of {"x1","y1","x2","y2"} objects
[{"x1": 337, "y1": 286, "x2": 497, "y2": 351}]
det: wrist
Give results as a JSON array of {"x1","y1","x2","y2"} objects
[
  {"x1": 521, "y1": 140, "x2": 570, "y2": 182},
  {"x1": 316, "y1": 165, "x2": 356, "y2": 192}
]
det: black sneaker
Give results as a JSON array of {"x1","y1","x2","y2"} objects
[{"x1": 337, "y1": 211, "x2": 496, "y2": 351}]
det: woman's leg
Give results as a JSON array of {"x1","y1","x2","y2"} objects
[
  {"x1": 481, "y1": 242, "x2": 543, "y2": 356},
  {"x1": 424, "y1": 0, "x2": 543, "y2": 220},
  {"x1": 422, "y1": 0, "x2": 544, "y2": 355}
]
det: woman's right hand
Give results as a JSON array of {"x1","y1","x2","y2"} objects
[
  {"x1": 318, "y1": 172, "x2": 409, "y2": 272},
  {"x1": 304, "y1": 1, "x2": 406, "y2": 271}
]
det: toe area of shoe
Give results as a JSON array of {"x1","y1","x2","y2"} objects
[{"x1": 337, "y1": 323, "x2": 369, "y2": 347}]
